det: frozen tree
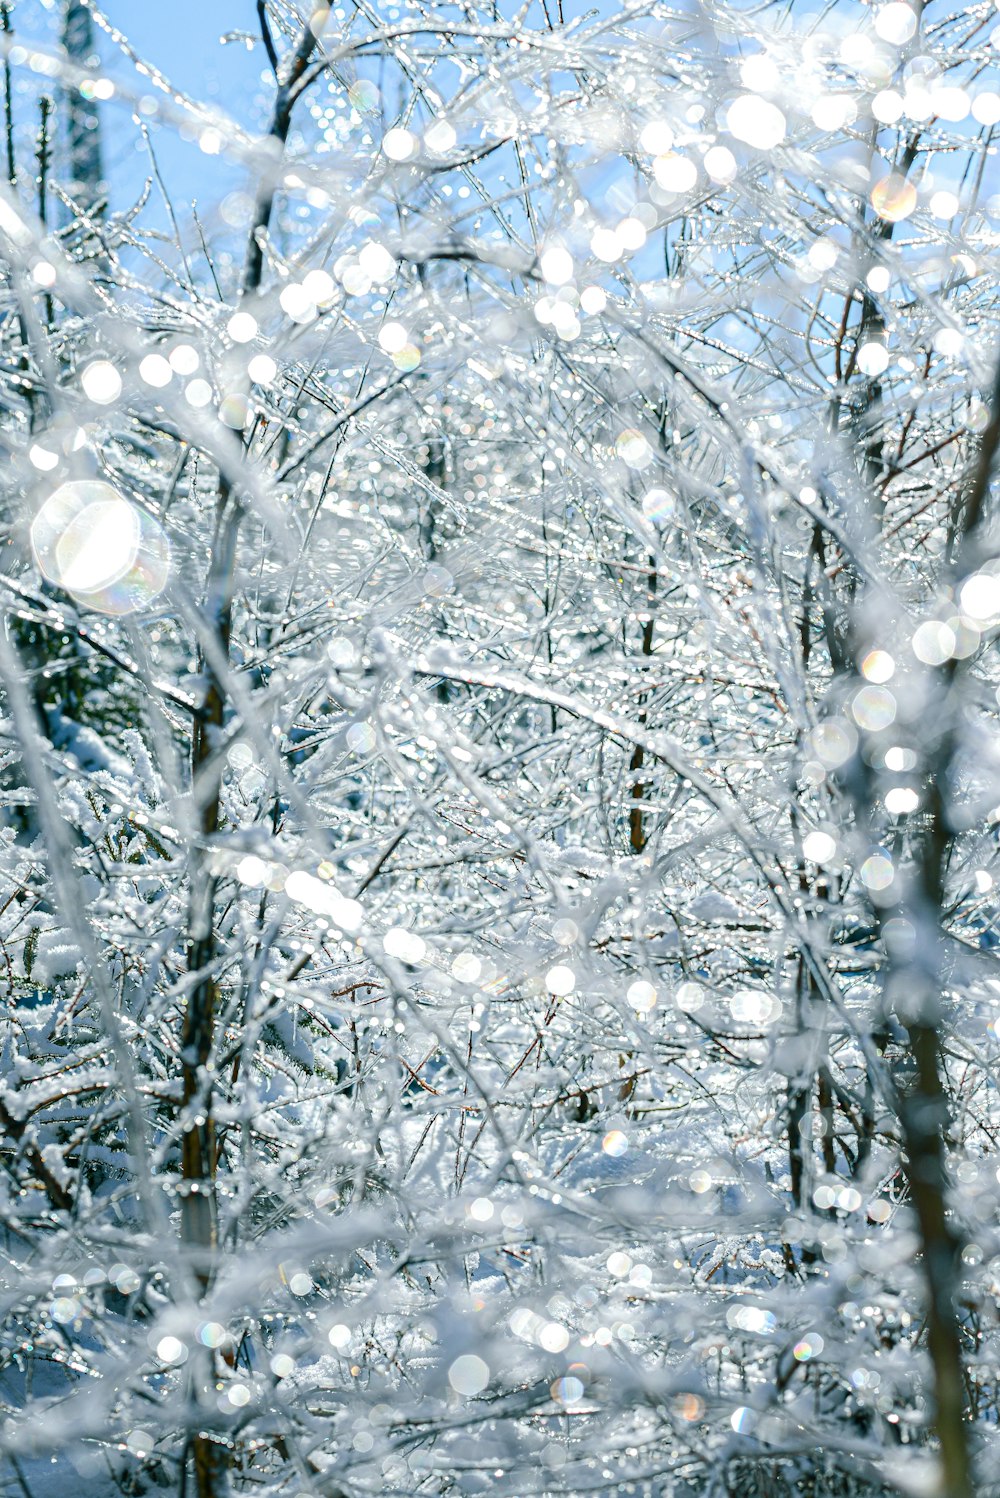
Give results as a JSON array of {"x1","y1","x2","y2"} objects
[{"x1": 0, "y1": 1, "x2": 999, "y2": 1496}]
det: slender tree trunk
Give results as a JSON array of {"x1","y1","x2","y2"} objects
[
  {"x1": 855, "y1": 345, "x2": 1000, "y2": 1498},
  {"x1": 179, "y1": 14, "x2": 325, "y2": 1495},
  {"x1": 61, "y1": 0, "x2": 105, "y2": 212},
  {"x1": 882, "y1": 774, "x2": 971, "y2": 1496}
]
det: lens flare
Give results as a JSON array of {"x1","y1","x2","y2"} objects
[
  {"x1": 31, "y1": 480, "x2": 169, "y2": 615},
  {"x1": 871, "y1": 174, "x2": 917, "y2": 223}
]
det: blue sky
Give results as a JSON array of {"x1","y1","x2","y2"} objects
[
  {"x1": 99, "y1": 0, "x2": 265, "y2": 216},
  {"x1": 9, "y1": 1, "x2": 268, "y2": 227},
  {"x1": 102, "y1": 0, "x2": 262, "y2": 116}
]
